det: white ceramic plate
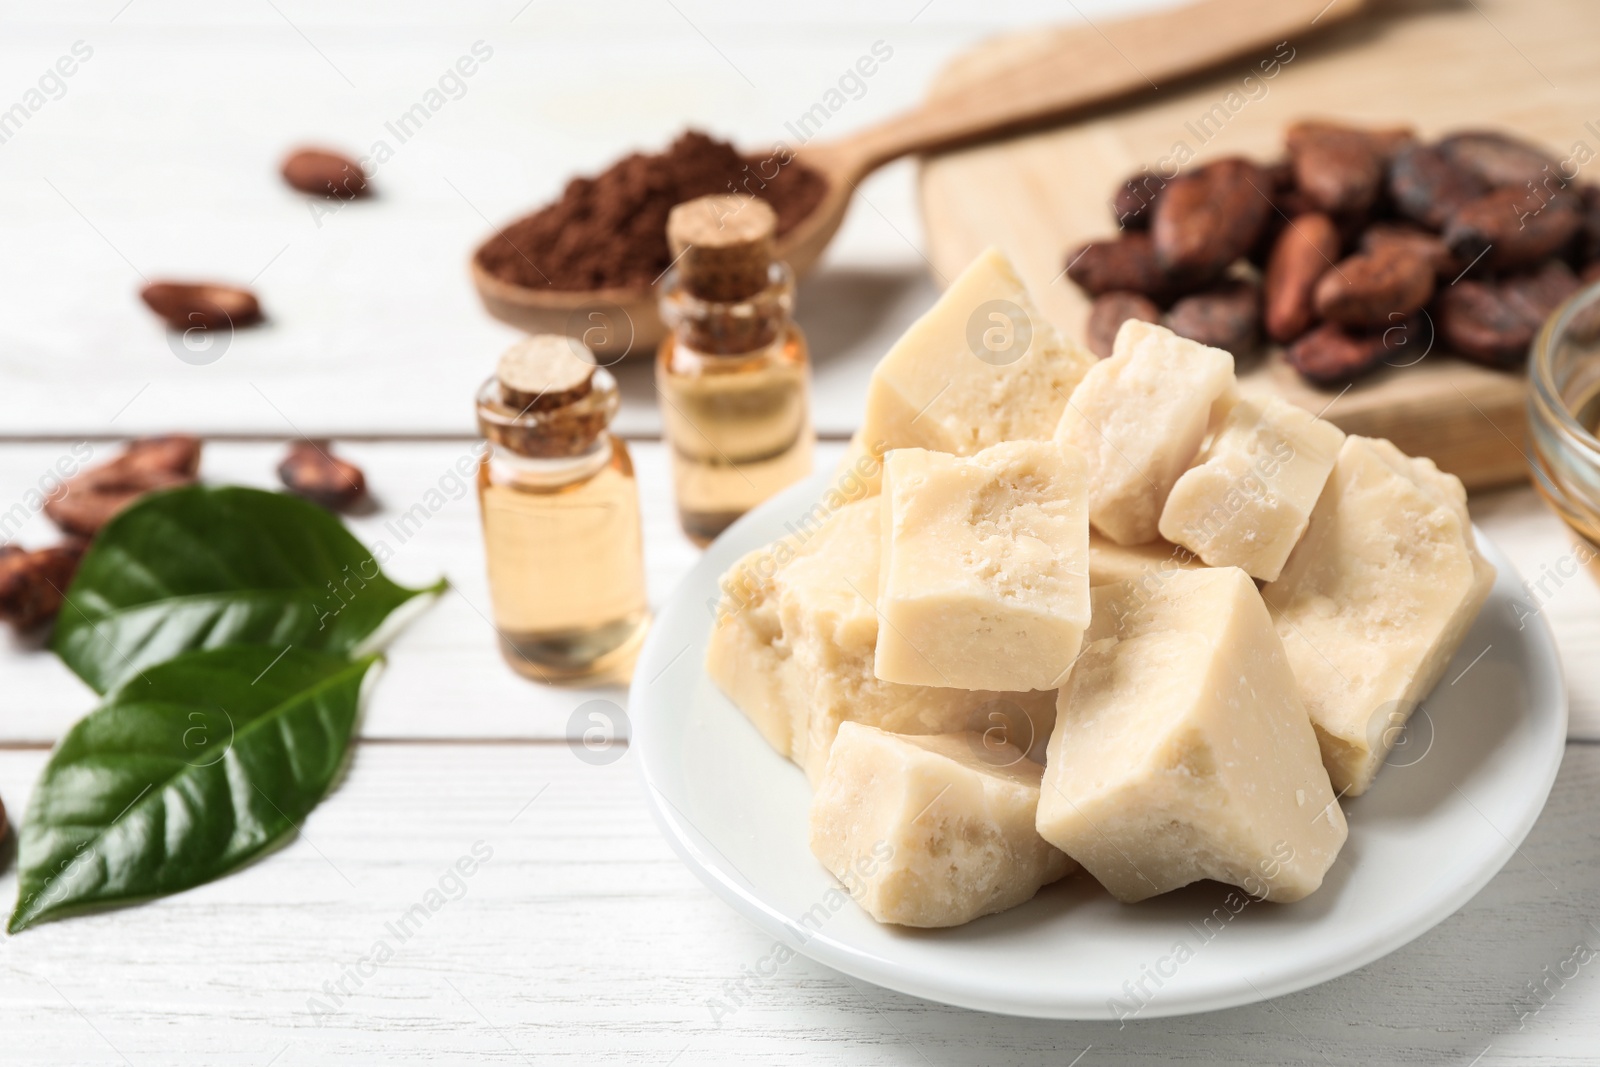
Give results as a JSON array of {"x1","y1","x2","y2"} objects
[{"x1": 632, "y1": 472, "x2": 1568, "y2": 1020}]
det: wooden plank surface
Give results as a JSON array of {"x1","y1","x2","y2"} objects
[
  {"x1": 0, "y1": 740, "x2": 1596, "y2": 1065},
  {"x1": 918, "y1": 0, "x2": 1598, "y2": 489}
]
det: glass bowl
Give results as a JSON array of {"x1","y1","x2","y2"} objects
[{"x1": 1528, "y1": 279, "x2": 1600, "y2": 544}]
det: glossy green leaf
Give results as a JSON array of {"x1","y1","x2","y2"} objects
[
  {"x1": 51, "y1": 485, "x2": 443, "y2": 694},
  {"x1": 10, "y1": 646, "x2": 377, "y2": 932}
]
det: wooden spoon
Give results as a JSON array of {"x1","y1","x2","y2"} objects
[{"x1": 471, "y1": 0, "x2": 1369, "y2": 360}]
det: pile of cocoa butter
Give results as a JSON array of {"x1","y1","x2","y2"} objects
[{"x1": 1067, "y1": 122, "x2": 1598, "y2": 383}]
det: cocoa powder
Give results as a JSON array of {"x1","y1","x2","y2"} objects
[{"x1": 476, "y1": 131, "x2": 827, "y2": 292}]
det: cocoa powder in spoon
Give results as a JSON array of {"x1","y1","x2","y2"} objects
[{"x1": 476, "y1": 130, "x2": 826, "y2": 292}]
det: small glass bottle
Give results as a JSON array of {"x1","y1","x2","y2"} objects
[
  {"x1": 657, "y1": 194, "x2": 814, "y2": 546},
  {"x1": 476, "y1": 335, "x2": 650, "y2": 683}
]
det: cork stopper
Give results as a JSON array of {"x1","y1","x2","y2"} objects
[
  {"x1": 667, "y1": 195, "x2": 776, "y2": 302},
  {"x1": 496, "y1": 335, "x2": 596, "y2": 412}
]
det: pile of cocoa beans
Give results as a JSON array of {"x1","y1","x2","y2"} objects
[{"x1": 1066, "y1": 122, "x2": 1599, "y2": 384}]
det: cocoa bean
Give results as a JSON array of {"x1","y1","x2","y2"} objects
[
  {"x1": 1286, "y1": 120, "x2": 1413, "y2": 216},
  {"x1": 281, "y1": 147, "x2": 370, "y2": 200},
  {"x1": 1313, "y1": 245, "x2": 1435, "y2": 327},
  {"x1": 1578, "y1": 184, "x2": 1600, "y2": 265},
  {"x1": 1151, "y1": 158, "x2": 1272, "y2": 282},
  {"x1": 1163, "y1": 280, "x2": 1260, "y2": 357},
  {"x1": 1444, "y1": 186, "x2": 1582, "y2": 270},
  {"x1": 1110, "y1": 170, "x2": 1167, "y2": 230},
  {"x1": 1065, "y1": 233, "x2": 1173, "y2": 298},
  {"x1": 1502, "y1": 260, "x2": 1581, "y2": 328},
  {"x1": 1086, "y1": 292, "x2": 1161, "y2": 358},
  {"x1": 1434, "y1": 281, "x2": 1535, "y2": 367},
  {"x1": 1263, "y1": 212, "x2": 1341, "y2": 343},
  {"x1": 140, "y1": 282, "x2": 263, "y2": 332},
  {"x1": 1438, "y1": 131, "x2": 1562, "y2": 190},
  {"x1": 1388, "y1": 144, "x2": 1488, "y2": 230},
  {"x1": 278, "y1": 441, "x2": 368, "y2": 511},
  {"x1": 1285, "y1": 323, "x2": 1385, "y2": 384},
  {"x1": 44, "y1": 435, "x2": 203, "y2": 537},
  {"x1": 0, "y1": 540, "x2": 85, "y2": 631},
  {"x1": 1361, "y1": 223, "x2": 1459, "y2": 277}
]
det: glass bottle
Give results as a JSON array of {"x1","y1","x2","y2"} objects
[
  {"x1": 476, "y1": 335, "x2": 650, "y2": 683},
  {"x1": 656, "y1": 194, "x2": 814, "y2": 546}
]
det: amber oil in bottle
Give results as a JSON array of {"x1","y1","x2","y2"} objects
[
  {"x1": 476, "y1": 335, "x2": 649, "y2": 683},
  {"x1": 656, "y1": 194, "x2": 814, "y2": 546}
]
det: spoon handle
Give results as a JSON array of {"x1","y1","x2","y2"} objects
[{"x1": 812, "y1": 0, "x2": 1369, "y2": 179}]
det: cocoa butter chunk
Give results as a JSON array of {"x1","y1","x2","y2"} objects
[
  {"x1": 1388, "y1": 143, "x2": 1488, "y2": 230},
  {"x1": 1039, "y1": 568, "x2": 1347, "y2": 903},
  {"x1": 45, "y1": 435, "x2": 203, "y2": 537},
  {"x1": 281, "y1": 147, "x2": 370, "y2": 199},
  {"x1": 495, "y1": 334, "x2": 597, "y2": 412},
  {"x1": 1286, "y1": 323, "x2": 1385, "y2": 385},
  {"x1": 1313, "y1": 245, "x2": 1435, "y2": 327},
  {"x1": 1064, "y1": 232, "x2": 1172, "y2": 298},
  {"x1": 140, "y1": 282, "x2": 263, "y2": 331},
  {"x1": 0, "y1": 541, "x2": 85, "y2": 630},
  {"x1": 1085, "y1": 291, "x2": 1160, "y2": 358},
  {"x1": 1286, "y1": 120, "x2": 1413, "y2": 216},
  {"x1": 277, "y1": 441, "x2": 368, "y2": 511},
  {"x1": 809, "y1": 723, "x2": 1073, "y2": 928},
  {"x1": 1163, "y1": 279, "x2": 1259, "y2": 356},
  {"x1": 1444, "y1": 187, "x2": 1583, "y2": 270},
  {"x1": 1151, "y1": 157, "x2": 1272, "y2": 281},
  {"x1": 1438, "y1": 130, "x2": 1563, "y2": 190},
  {"x1": 1264, "y1": 213, "x2": 1341, "y2": 343}
]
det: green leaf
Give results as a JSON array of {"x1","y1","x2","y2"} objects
[
  {"x1": 51, "y1": 485, "x2": 443, "y2": 694},
  {"x1": 10, "y1": 646, "x2": 377, "y2": 932}
]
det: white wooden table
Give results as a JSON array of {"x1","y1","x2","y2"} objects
[{"x1": 2, "y1": 4, "x2": 1598, "y2": 1064}]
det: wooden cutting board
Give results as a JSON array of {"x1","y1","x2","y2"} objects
[{"x1": 919, "y1": 0, "x2": 1598, "y2": 490}]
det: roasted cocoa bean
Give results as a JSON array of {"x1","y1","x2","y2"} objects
[
  {"x1": 1085, "y1": 291, "x2": 1161, "y2": 358},
  {"x1": 1163, "y1": 280, "x2": 1260, "y2": 356},
  {"x1": 1361, "y1": 223, "x2": 1459, "y2": 277},
  {"x1": 140, "y1": 282, "x2": 263, "y2": 332},
  {"x1": 1065, "y1": 233, "x2": 1173, "y2": 298},
  {"x1": 281, "y1": 147, "x2": 370, "y2": 200},
  {"x1": 1263, "y1": 212, "x2": 1341, "y2": 342},
  {"x1": 1578, "y1": 184, "x2": 1600, "y2": 265},
  {"x1": 278, "y1": 441, "x2": 368, "y2": 511},
  {"x1": 1285, "y1": 323, "x2": 1385, "y2": 384},
  {"x1": 1438, "y1": 130, "x2": 1562, "y2": 190},
  {"x1": 1313, "y1": 245, "x2": 1435, "y2": 327},
  {"x1": 1286, "y1": 120, "x2": 1413, "y2": 216},
  {"x1": 1444, "y1": 186, "x2": 1582, "y2": 270},
  {"x1": 0, "y1": 541, "x2": 85, "y2": 631},
  {"x1": 1503, "y1": 260, "x2": 1581, "y2": 328},
  {"x1": 1388, "y1": 144, "x2": 1488, "y2": 230},
  {"x1": 44, "y1": 435, "x2": 202, "y2": 537},
  {"x1": 1151, "y1": 158, "x2": 1272, "y2": 282},
  {"x1": 1434, "y1": 281, "x2": 1535, "y2": 367},
  {"x1": 1110, "y1": 170, "x2": 1167, "y2": 230}
]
